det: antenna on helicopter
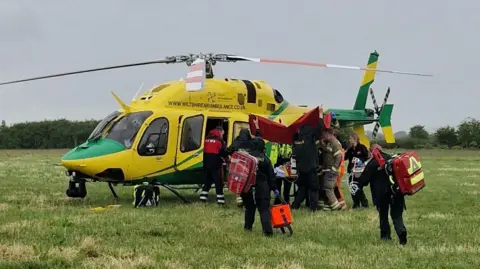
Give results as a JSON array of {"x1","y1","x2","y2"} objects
[{"x1": 132, "y1": 82, "x2": 144, "y2": 101}]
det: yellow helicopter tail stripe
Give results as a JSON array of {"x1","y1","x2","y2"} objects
[{"x1": 353, "y1": 125, "x2": 370, "y2": 149}]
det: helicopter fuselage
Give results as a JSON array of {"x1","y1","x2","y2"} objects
[{"x1": 60, "y1": 78, "x2": 377, "y2": 186}]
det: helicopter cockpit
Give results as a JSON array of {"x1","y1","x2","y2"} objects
[
  {"x1": 86, "y1": 109, "x2": 170, "y2": 157},
  {"x1": 103, "y1": 111, "x2": 153, "y2": 148},
  {"x1": 88, "y1": 110, "x2": 121, "y2": 140}
]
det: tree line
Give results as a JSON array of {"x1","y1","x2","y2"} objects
[
  {"x1": 0, "y1": 117, "x2": 479, "y2": 150},
  {"x1": 0, "y1": 119, "x2": 99, "y2": 149},
  {"x1": 371, "y1": 117, "x2": 480, "y2": 149}
]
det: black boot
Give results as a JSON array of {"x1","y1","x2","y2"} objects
[{"x1": 399, "y1": 230, "x2": 407, "y2": 245}]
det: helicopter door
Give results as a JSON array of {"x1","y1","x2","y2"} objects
[
  {"x1": 175, "y1": 113, "x2": 205, "y2": 172},
  {"x1": 131, "y1": 116, "x2": 172, "y2": 181}
]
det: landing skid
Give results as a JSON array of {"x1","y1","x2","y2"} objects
[{"x1": 107, "y1": 182, "x2": 191, "y2": 204}]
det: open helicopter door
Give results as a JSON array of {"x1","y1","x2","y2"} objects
[{"x1": 174, "y1": 112, "x2": 206, "y2": 180}]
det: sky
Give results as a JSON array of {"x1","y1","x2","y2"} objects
[{"x1": 0, "y1": 0, "x2": 477, "y2": 132}]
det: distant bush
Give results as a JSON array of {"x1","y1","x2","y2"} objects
[{"x1": 0, "y1": 119, "x2": 99, "y2": 149}]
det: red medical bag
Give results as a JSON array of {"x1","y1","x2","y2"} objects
[
  {"x1": 391, "y1": 151, "x2": 425, "y2": 195},
  {"x1": 227, "y1": 151, "x2": 258, "y2": 194}
]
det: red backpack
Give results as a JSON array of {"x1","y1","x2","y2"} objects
[
  {"x1": 227, "y1": 151, "x2": 258, "y2": 194},
  {"x1": 371, "y1": 148, "x2": 425, "y2": 196}
]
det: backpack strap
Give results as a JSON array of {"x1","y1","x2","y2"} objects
[{"x1": 371, "y1": 148, "x2": 386, "y2": 168}]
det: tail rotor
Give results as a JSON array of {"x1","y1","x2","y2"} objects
[{"x1": 369, "y1": 87, "x2": 394, "y2": 142}]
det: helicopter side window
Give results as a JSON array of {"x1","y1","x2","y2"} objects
[
  {"x1": 233, "y1": 121, "x2": 251, "y2": 139},
  {"x1": 137, "y1": 117, "x2": 169, "y2": 156},
  {"x1": 273, "y1": 88, "x2": 284, "y2": 104},
  {"x1": 88, "y1": 110, "x2": 121, "y2": 140},
  {"x1": 180, "y1": 115, "x2": 204, "y2": 152},
  {"x1": 105, "y1": 111, "x2": 153, "y2": 149}
]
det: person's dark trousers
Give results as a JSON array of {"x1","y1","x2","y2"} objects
[
  {"x1": 241, "y1": 186, "x2": 273, "y2": 236},
  {"x1": 200, "y1": 169, "x2": 225, "y2": 204},
  {"x1": 275, "y1": 177, "x2": 292, "y2": 204},
  {"x1": 291, "y1": 169, "x2": 319, "y2": 211},
  {"x1": 377, "y1": 193, "x2": 407, "y2": 245}
]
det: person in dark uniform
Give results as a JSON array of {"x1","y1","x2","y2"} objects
[
  {"x1": 345, "y1": 133, "x2": 370, "y2": 208},
  {"x1": 200, "y1": 129, "x2": 227, "y2": 205},
  {"x1": 241, "y1": 137, "x2": 280, "y2": 236},
  {"x1": 349, "y1": 144, "x2": 408, "y2": 245},
  {"x1": 291, "y1": 125, "x2": 320, "y2": 212},
  {"x1": 226, "y1": 128, "x2": 255, "y2": 206},
  {"x1": 227, "y1": 128, "x2": 254, "y2": 155}
]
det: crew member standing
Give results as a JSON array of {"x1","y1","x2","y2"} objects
[
  {"x1": 241, "y1": 137, "x2": 279, "y2": 236},
  {"x1": 345, "y1": 133, "x2": 370, "y2": 208},
  {"x1": 319, "y1": 128, "x2": 343, "y2": 211},
  {"x1": 291, "y1": 125, "x2": 320, "y2": 212},
  {"x1": 349, "y1": 144, "x2": 408, "y2": 245},
  {"x1": 200, "y1": 129, "x2": 227, "y2": 205}
]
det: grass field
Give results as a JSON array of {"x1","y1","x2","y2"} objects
[{"x1": 1, "y1": 149, "x2": 480, "y2": 269}]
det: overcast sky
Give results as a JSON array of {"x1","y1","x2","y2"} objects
[{"x1": 0, "y1": 0, "x2": 477, "y2": 132}]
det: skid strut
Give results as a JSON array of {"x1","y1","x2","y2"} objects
[{"x1": 159, "y1": 183, "x2": 191, "y2": 204}]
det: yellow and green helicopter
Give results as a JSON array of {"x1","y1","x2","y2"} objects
[{"x1": 0, "y1": 51, "x2": 431, "y2": 202}]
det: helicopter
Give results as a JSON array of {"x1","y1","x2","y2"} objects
[{"x1": 0, "y1": 50, "x2": 431, "y2": 203}]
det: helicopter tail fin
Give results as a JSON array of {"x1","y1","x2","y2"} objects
[
  {"x1": 185, "y1": 59, "x2": 206, "y2": 92},
  {"x1": 377, "y1": 104, "x2": 395, "y2": 143},
  {"x1": 110, "y1": 92, "x2": 131, "y2": 112},
  {"x1": 353, "y1": 51, "x2": 379, "y2": 110}
]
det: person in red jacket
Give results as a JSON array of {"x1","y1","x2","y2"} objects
[{"x1": 200, "y1": 129, "x2": 227, "y2": 205}]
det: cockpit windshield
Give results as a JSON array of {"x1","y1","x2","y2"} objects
[
  {"x1": 88, "y1": 110, "x2": 121, "y2": 140},
  {"x1": 105, "y1": 111, "x2": 153, "y2": 148}
]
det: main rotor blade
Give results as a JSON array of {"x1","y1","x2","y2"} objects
[
  {"x1": 0, "y1": 59, "x2": 172, "y2": 86},
  {"x1": 226, "y1": 55, "x2": 433, "y2": 77}
]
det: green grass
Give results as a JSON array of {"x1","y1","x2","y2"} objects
[{"x1": 1, "y1": 149, "x2": 480, "y2": 269}]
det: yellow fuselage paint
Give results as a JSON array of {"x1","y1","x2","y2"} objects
[{"x1": 61, "y1": 79, "x2": 313, "y2": 183}]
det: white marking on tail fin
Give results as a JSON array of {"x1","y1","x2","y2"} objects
[{"x1": 185, "y1": 59, "x2": 206, "y2": 92}]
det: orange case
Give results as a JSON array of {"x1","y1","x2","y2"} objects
[{"x1": 270, "y1": 204, "x2": 292, "y2": 228}]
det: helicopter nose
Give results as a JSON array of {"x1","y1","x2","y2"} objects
[
  {"x1": 61, "y1": 138, "x2": 128, "y2": 177},
  {"x1": 62, "y1": 138, "x2": 127, "y2": 161}
]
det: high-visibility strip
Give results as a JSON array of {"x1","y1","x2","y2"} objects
[{"x1": 410, "y1": 172, "x2": 424, "y2": 185}]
